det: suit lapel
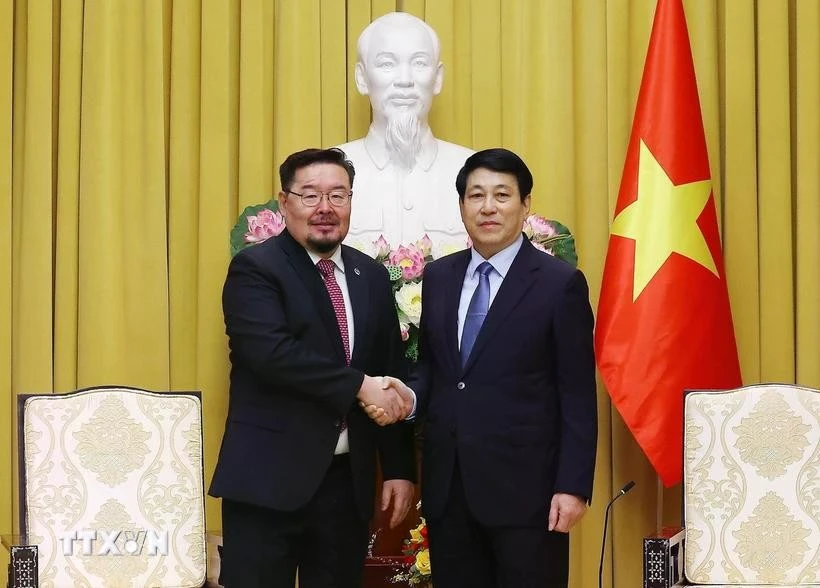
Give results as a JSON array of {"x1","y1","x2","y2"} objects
[
  {"x1": 444, "y1": 251, "x2": 471, "y2": 375},
  {"x1": 279, "y1": 231, "x2": 347, "y2": 363},
  {"x1": 341, "y1": 246, "x2": 369, "y2": 366},
  {"x1": 462, "y1": 240, "x2": 539, "y2": 375}
]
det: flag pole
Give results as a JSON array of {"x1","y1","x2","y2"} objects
[{"x1": 656, "y1": 475, "x2": 664, "y2": 533}]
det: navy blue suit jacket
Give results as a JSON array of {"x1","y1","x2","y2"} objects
[
  {"x1": 209, "y1": 230, "x2": 415, "y2": 520},
  {"x1": 410, "y1": 238, "x2": 597, "y2": 527}
]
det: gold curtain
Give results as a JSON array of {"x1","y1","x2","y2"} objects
[{"x1": 1, "y1": 0, "x2": 818, "y2": 585}]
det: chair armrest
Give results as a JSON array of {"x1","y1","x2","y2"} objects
[{"x1": 643, "y1": 526, "x2": 685, "y2": 587}]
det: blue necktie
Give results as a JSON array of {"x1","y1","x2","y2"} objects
[{"x1": 460, "y1": 262, "x2": 494, "y2": 367}]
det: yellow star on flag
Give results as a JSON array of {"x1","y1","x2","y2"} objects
[{"x1": 611, "y1": 140, "x2": 718, "y2": 301}]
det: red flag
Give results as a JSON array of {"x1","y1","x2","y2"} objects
[{"x1": 595, "y1": 0, "x2": 742, "y2": 487}]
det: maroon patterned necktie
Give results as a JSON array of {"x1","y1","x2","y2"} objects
[
  {"x1": 316, "y1": 258, "x2": 351, "y2": 365},
  {"x1": 317, "y1": 258, "x2": 350, "y2": 434}
]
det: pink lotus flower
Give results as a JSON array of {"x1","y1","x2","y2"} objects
[
  {"x1": 245, "y1": 209, "x2": 286, "y2": 243},
  {"x1": 415, "y1": 235, "x2": 433, "y2": 258},
  {"x1": 388, "y1": 245, "x2": 425, "y2": 280},
  {"x1": 373, "y1": 235, "x2": 391, "y2": 258},
  {"x1": 524, "y1": 214, "x2": 558, "y2": 238}
]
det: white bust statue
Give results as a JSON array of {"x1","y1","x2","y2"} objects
[{"x1": 338, "y1": 12, "x2": 474, "y2": 254}]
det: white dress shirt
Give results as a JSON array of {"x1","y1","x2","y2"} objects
[{"x1": 307, "y1": 247, "x2": 354, "y2": 454}]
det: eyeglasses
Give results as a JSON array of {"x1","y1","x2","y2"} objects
[{"x1": 286, "y1": 190, "x2": 352, "y2": 207}]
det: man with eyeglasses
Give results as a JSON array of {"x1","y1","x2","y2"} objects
[{"x1": 210, "y1": 147, "x2": 417, "y2": 587}]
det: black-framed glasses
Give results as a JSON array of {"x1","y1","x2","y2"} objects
[{"x1": 286, "y1": 190, "x2": 352, "y2": 207}]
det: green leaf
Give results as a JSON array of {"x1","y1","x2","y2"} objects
[
  {"x1": 547, "y1": 233, "x2": 578, "y2": 267},
  {"x1": 530, "y1": 219, "x2": 578, "y2": 267},
  {"x1": 405, "y1": 334, "x2": 419, "y2": 362}
]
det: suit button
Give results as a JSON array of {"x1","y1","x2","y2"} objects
[
  {"x1": 457, "y1": 382, "x2": 465, "y2": 390},
  {"x1": 334, "y1": 419, "x2": 342, "y2": 428}
]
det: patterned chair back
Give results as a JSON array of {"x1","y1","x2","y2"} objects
[
  {"x1": 20, "y1": 386, "x2": 207, "y2": 588},
  {"x1": 683, "y1": 384, "x2": 820, "y2": 585}
]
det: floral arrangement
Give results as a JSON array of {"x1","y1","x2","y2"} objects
[
  {"x1": 229, "y1": 199, "x2": 286, "y2": 257},
  {"x1": 523, "y1": 215, "x2": 577, "y2": 267},
  {"x1": 372, "y1": 235, "x2": 431, "y2": 361},
  {"x1": 391, "y1": 506, "x2": 431, "y2": 587},
  {"x1": 229, "y1": 200, "x2": 577, "y2": 362}
]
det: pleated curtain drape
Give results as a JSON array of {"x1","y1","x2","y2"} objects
[{"x1": 1, "y1": 1, "x2": 818, "y2": 585}]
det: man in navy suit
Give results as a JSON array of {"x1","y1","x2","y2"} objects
[
  {"x1": 210, "y1": 148, "x2": 416, "y2": 587},
  {"x1": 381, "y1": 148, "x2": 597, "y2": 587}
]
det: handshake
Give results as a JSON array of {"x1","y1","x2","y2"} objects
[{"x1": 357, "y1": 375, "x2": 415, "y2": 426}]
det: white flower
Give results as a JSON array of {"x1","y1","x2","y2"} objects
[{"x1": 395, "y1": 282, "x2": 423, "y2": 327}]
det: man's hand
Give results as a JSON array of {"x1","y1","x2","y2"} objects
[
  {"x1": 548, "y1": 493, "x2": 588, "y2": 533},
  {"x1": 357, "y1": 375, "x2": 403, "y2": 425},
  {"x1": 384, "y1": 376, "x2": 415, "y2": 416},
  {"x1": 360, "y1": 376, "x2": 415, "y2": 425},
  {"x1": 381, "y1": 479, "x2": 415, "y2": 528}
]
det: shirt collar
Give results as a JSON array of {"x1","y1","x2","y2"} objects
[
  {"x1": 362, "y1": 125, "x2": 439, "y2": 171},
  {"x1": 307, "y1": 246, "x2": 346, "y2": 273},
  {"x1": 467, "y1": 234, "x2": 524, "y2": 279}
]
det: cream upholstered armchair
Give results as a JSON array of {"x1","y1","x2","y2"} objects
[
  {"x1": 680, "y1": 383, "x2": 820, "y2": 586},
  {"x1": 9, "y1": 386, "x2": 207, "y2": 588}
]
